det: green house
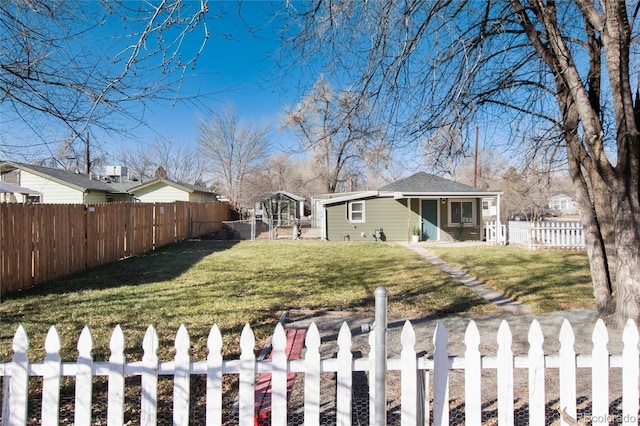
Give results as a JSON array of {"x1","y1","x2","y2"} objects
[
  {"x1": 260, "y1": 191, "x2": 306, "y2": 226},
  {"x1": 318, "y1": 172, "x2": 503, "y2": 243}
]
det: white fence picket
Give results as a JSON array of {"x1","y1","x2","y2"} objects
[
  {"x1": 336, "y1": 322, "x2": 352, "y2": 426},
  {"x1": 141, "y1": 325, "x2": 159, "y2": 426},
  {"x1": 271, "y1": 323, "x2": 288, "y2": 425},
  {"x1": 74, "y1": 326, "x2": 93, "y2": 426},
  {"x1": 558, "y1": 320, "x2": 577, "y2": 425},
  {"x1": 107, "y1": 325, "x2": 125, "y2": 426},
  {"x1": 42, "y1": 327, "x2": 61, "y2": 426},
  {"x1": 238, "y1": 324, "x2": 255, "y2": 426},
  {"x1": 527, "y1": 320, "x2": 545, "y2": 424},
  {"x1": 464, "y1": 321, "x2": 481, "y2": 424},
  {"x1": 206, "y1": 324, "x2": 223, "y2": 426},
  {"x1": 173, "y1": 325, "x2": 191, "y2": 426},
  {"x1": 2, "y1": 317, "x2": 640, "y2": 426},
  {"x1": 622, "y1": 319, "x2": 639, "y2": 425},
  {"x1": 304, "y1": 323, "x2": 321, "y2": 426},
  {"x1": 497, "y1": 320, "x2": 514, "y2": 426},
  {"x1": 400, "y1": 321, "x2": 418, "y2": 426},
  {"x1": 591, "y1": 319, "x2": 609, "y2": 425},
  {"x1": 9, "y1": 326, "x2": 29, "y2": 426},
  {"x1": 432, "y1": 322, "x2": 449, "y2": 426}
]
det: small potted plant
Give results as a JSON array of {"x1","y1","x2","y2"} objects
[{"x1": 411, "y1": 225, "x2": 420, "y2": 243}]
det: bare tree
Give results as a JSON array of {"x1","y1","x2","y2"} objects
[
  {"x1": 283, "y1": 1, "x2": 640, "y2": 324},
  {"x1": 197, "y1": 106, "x2": 270, "y2": 208},
  {"x1": 283, "y1": 78, "x2": 387, "y2": 193},
  {"x1": 115, "y1": 137, "x2": 205, "y2": 184},
  {"x1": 421, "y1": 126, "x2": 470, "y2": 179},
  {"x1": 0, "y1": 0, "x2": 210, "y2": 160}
]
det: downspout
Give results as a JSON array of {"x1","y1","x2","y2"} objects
[{"x1": 322, "y1": 206, "x2": 328, "y2": 240}]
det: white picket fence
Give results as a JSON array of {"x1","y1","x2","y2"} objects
[
  {"x1": 485, "y1": 220, "x2": 585, "y2": 249},
  {"x1": 483, "y1": 221, "x2": 506, "y2": 245},
  {"x1": 1, "y1": 316, "x2": 639, "y2": 425}
]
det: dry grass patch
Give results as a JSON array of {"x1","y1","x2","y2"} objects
[
  {"x1": 428, "y1": 245, "x2": 595, "y2": 312},
  {"x1": 1, "y1": 240, "x2": 494, "y2": 362}
]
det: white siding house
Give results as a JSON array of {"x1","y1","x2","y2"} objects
[
  {"x1": 548, "y1": 193, "x2": 577, "y2": 215},
  {"x1": 0, "y1": 161, "x2": 131, "y2": 204},
  {"x1": 128, "y1": 178, "x2": 217, "y2": 203},
  {"x1": 18, "y1": 170, "x2": 86, "y2": 203}
]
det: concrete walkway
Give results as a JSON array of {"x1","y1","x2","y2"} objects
[{"x1": 398, "y1": 242, "x2": 533, "y2": 314}]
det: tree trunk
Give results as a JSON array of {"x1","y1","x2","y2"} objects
[
  {"x1": 610, "y1": 182, "x2": 640, "y2": 325},
  {"x1": 568, "y1": 155, "x2": 614, "y2": 315}
]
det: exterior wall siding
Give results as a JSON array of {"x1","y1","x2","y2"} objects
[
  {"x1": 188, "y1": 192, "x2": 216, "y2": 202},
  {"x1": 83, "y1": 191, "x2": 109, "y2": 204},
  {"x1": 134, "y1": 185, "x2": 190, "y2": 203},
  {"x1": 18, "y1": 171, "x2": 85, "y2": 203},
  {"x1": 111, "y1": 193, "x2": 133, "y2": 202},
  {"x1": 325, "y1": 197, "x2": 422, "y2": 241},
  {"x1": 326, "y1": 196, "x2": 483, "y2": 242}
]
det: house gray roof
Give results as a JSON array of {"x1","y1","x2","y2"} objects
[
  {"x1": 320, "y1": 172, "x2": 501, "y2": 206},
  {"x1": 258, "y1": 191, "x2": 306, "y2": 202},
  {"x1": 378, "y1": 172, "x2": 485, "y2": 193},
  {"x1": 127, "y1": 178, "x2": 216, "y2": 195},
  {"x1": 0, "y1": 161, "x2": 117, "y2": 192}
]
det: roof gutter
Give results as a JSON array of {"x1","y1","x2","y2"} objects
[{"x1": 391, "y1": 191, "x2": 503, "y2": 199}]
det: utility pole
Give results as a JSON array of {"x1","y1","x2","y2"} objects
[
  {"x1": 85, "y1": 132, "x2": 90, "y2": 175},
  {"x1": 474, "y1": 126, "x2": 479, "y2": 188}
]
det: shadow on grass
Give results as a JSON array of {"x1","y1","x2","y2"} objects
[{"x1": 1, "y1": 240, "x2": 240, "y2": 301}]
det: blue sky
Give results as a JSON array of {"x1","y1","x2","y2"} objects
[
  {"x1": 1, "y1": 1, "x2": 300, "y2": 163},
  {"x1": 106, "y1": 1, "x2": 297, "y2": 156}
]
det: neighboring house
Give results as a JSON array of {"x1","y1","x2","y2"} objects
[
  {"x1": 482, "y1": 197, "x2": 499, "y2": 218},
  {"x1": 0, "y1": 161, "x2": 132, "y2": 203},
  {"x1": 0, "y1": 180, "x2": 41, "y2": 203},
  {"x1": 548, "y1": 193, "x2": 577, "y2": 216},
  {"x1": 127, "y1": 178, "x2": 217, "y2": 203},
  {"x1": 258, "y1": 191, "x2": 306, "y2": 226},
  {"x1": 318, "y1": 172, "x2": 502, "y2": 243}
]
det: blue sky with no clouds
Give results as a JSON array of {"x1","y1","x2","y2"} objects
[
  {"x1": 111, "y1": 1, "x2": 299, "y2": 156},
  {"x1": 1, "y1": 1, "x2": 302, "y2": 162}
]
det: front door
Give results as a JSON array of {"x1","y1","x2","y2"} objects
[{"x1": 421, "y1": 199, "x2": 438, "y2": 241}]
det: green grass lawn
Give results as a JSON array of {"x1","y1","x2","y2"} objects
[
  {"x1": 429, "y1": 245, "x2": 594, "y2": 312},
  {"x1": 1, "y1": 240, "x2": 497, "y2": 362}
]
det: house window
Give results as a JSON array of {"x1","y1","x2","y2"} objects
[
  {"x1": 449, "y1": 200, "x2": 474, "y2": 225},
  {"x1": 348, "y1": 201, "x2": 365, "y2": 223}
]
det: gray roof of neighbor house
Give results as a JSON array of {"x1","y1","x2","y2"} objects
[
  {"x1": 258, "y1": 190, "x2": 306, "y2": 202},
  {"x1": 127, "y1": 178, "x2": 216, "y2": 195},
  {"x1": 0, "y1": 161, "x2": 121, "y2": 192},
  {"x1": 378, "y1": 172, "x2": 486, "y2": 193}
]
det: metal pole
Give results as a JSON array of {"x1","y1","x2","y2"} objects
[{"x1": 374, "y1": 286, "x2": 388, "y2": 426}]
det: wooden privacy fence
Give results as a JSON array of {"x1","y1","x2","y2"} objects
[
  {"x1": 0, "y1": 201, "x2": 230, "y2": 297},
  {"x1": 1, "y1": 307, "x2": 639, "y2": 424},
  {"x1": 484, "y1": 220, "x2": 585, "y2": 249}
]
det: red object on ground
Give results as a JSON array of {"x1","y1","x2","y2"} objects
[{"x1": 254, "y1": 328, "x2": 307, "y2": 426}]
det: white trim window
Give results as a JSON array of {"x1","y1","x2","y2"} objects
[
  {"x1": 348, "y1": 201, "x2": 365, "y2": 223},
  {"x1": 449, "y1": 199, "x2": 474, "y2": 226}
]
